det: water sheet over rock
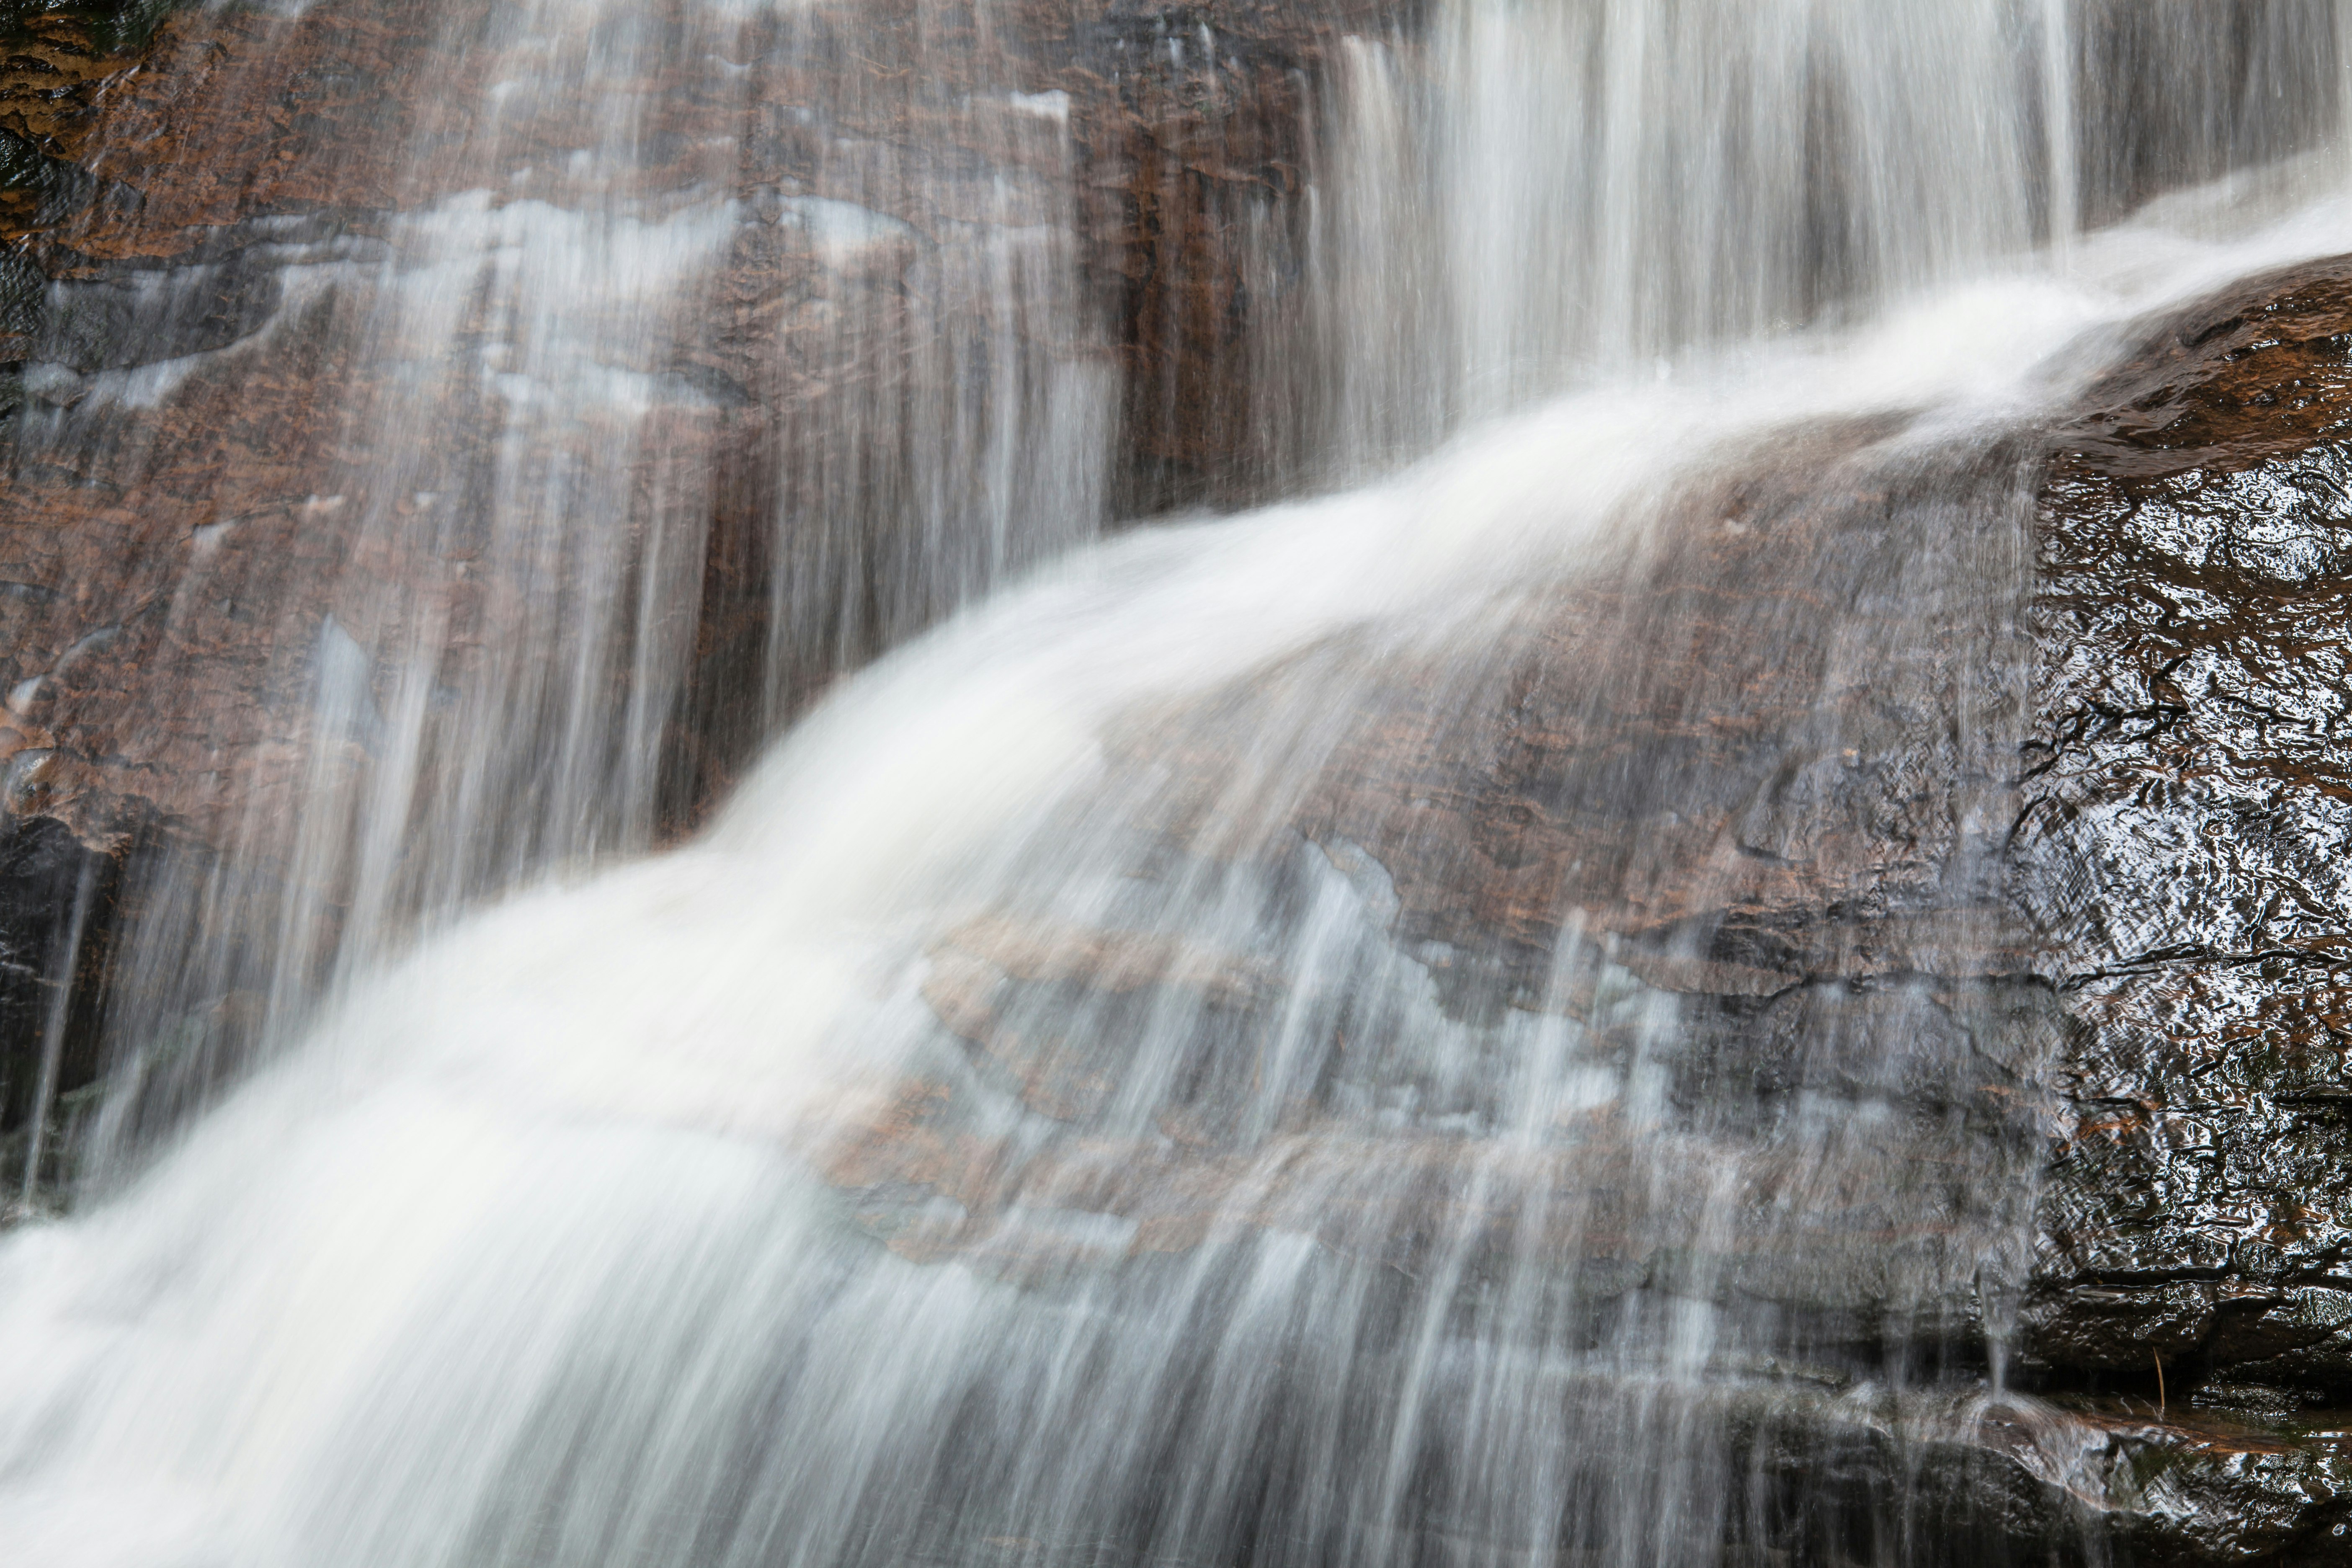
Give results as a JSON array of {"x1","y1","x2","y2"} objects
[{"x1": 3, "y1": 2, "x2": 2352, "y2": 1566}]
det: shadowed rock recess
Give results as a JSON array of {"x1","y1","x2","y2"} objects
[{"x1": 10, "y1": 1, "x2": 2352, "y2": 1565}]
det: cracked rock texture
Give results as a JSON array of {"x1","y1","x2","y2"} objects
[{"x1": 2021, "y1": 259, "x2": 2352, "y2": 1433}]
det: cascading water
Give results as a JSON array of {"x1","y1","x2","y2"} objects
[
  {"x1": 12, "y1": 0, "x2": 1109, "y2": 1162},
  {"x1": 1293, "y1": 0, "x2": 2348, "y2": 480},
  {"x1": 4, "y1": 1, "x2": 2352, "y2": 1565}
]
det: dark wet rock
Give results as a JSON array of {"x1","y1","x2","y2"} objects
[
  {"x1": 2017, "y1": 259, "x2": 2352, "y2": 1427},
  {"x1": 0, "y1": 809, "x2": 119, "y2": 1216},
  {"x1": 29, "y1": 250, "x2": 284, "y2": 370},
  {"x1": 0, "y1": 812, "x2": 111, "y2": 1124},
  {"x1": 1741, "y1": 1392, "x2": 2352, "y2": 1568},
  {"x1": 0, "y1": 124, "x2": 97, "y2": 238},
  {"x1": 2031, "y1": 1401, "x2": 2352, "y2": 1567}
]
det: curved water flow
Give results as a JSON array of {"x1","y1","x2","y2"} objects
[{"x1": 8, "y1": 185, "x2": 2352, "y2": 1561}]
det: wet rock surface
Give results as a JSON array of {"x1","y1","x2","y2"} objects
[
  {"x1": 817, "y1": 425, "x2": 2055, "y2": 1558},
  {"x1": 0, "y1": 810, "x2": 117, "y2": 1194},
  {"x1": 2021, "y1": 259, "x2": 2352, "y2": 1442},
  {"x1": 807, "y1": 259, "x2": 2352, "y2": 1562}
]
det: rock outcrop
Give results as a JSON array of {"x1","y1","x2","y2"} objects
[{"x1": 2021, "y1": 262, "x2": 2352, "y2": 1418}]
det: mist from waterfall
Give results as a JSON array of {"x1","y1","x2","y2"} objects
[{"x1": 2, "y1": 1, "x2": 2350, "y2": 1565}]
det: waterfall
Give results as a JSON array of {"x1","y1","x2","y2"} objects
[
  {"x1": 3, "y1": 0, "x2": 2351, "y2": 1564},
  {"x1": 11, "y1": 0, "x2": 1111, "y2": 1160},
  {"x1": 1296, "y1": 0, "x2": 2347, "y2": 480}
]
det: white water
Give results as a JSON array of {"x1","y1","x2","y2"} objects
[
  {"x1": 6, "y1": 0, "x2": 2352, "y2": 1563},
  {"x1": 11, "y1": 186, "x2": 2352, "y2": 1560},
  {"x1": 27, "y1": 0, "x2": 1108, "y2": 1149},
  {"x1": 1297, "y1": 0, "x2": 2346, "y2": 478}
]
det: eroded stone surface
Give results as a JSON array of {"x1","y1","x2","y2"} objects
[{"x1": 2021, "y1": 260, "x2": 2352, "y2": 1430}]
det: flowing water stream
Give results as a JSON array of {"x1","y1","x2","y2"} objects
[{"x1": 5, "y1": 1, "x2": 2352, "y2": 1564}]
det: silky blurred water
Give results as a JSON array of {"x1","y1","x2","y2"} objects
[
  {"x1": 22, "y1": 0, "x2": 1109, "y2": 1154},
  {"x1": 3, "y1": 2, "x2": 2350, "y2": 1565}
]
